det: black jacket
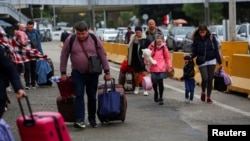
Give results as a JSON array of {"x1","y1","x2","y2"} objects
[
  {"x1": 181, "y1": 61, "x2": 195, "y2": 80},
  {"x1": 191, "y1": 36, "x2": 222, "y2": 65}
]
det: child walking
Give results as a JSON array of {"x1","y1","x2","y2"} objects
[
  {"x1": 148, "y1": 33, "x2": 173, "y2": 105},
  {"x1": 180, "y1": 55, "x2": 195, "y2": 103}
]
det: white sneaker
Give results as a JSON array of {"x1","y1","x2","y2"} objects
[
  {"x1": 6, "y1": 87, "x2": 11, "y2": 92},
  {"x1": 134, "y1": 87, "x2": 139, "y2": 95},
  {"x1": 143, "y1": 90, "x2": 149, "y2": 96},
  {"x1": 185, "y1": 98, "x2": 189, "y2": 103}
]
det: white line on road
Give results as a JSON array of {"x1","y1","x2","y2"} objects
[{"x1": 110, "y1": 66, "x2": 250, "y2": 117}]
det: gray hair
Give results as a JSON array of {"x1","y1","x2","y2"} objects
[{"x1": 74, "y1": 21, "x2": 88, "y2": 32}]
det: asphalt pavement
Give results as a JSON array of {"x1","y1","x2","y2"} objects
[{"x1": 3, "y1": 41, "x2": 250, "y2": 141}]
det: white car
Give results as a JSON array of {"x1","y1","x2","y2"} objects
[{"x1": 103, "y1": 30, "x2": 118, "y2": 42}]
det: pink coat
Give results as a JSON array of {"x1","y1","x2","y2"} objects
[{"x1": 148, "y1": 42, "x2": 172, "y2": 73}]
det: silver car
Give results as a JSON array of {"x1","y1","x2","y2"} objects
[{"x1": 166, "y1": 26, "x2": 195, "y2": 51}]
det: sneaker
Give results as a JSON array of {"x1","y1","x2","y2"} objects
[
  {"x1": 200, "y1": 93, "x2": 206, "y2": 102},
  {"x1": 4, "y1": 104, "x2": 7, "y2": 111},
  {"x1": 159, "y1": 99, "x2": 164, "y2": 105},
  {"x1": 134, "y1": 87, "x2": 139, "y2": 95},
  {"x1": 73, "y1": 122, "x2": 86, "y2": 129},
  {"x1": 6, "y1": 87, "x2": 11, "y2": 92},
  {"x1": 189, "y1": 100, "x2": 194, "y2": 104},
  {"x1": 207, "y1": 97, "x2": 213, "y2": 103},
  {"x1": 25, "y1": 86, "x2": 31, "y2": 90},
  {"x1": 31, "y1": 86, "x2": 36, "y2": 89},
  {"x1": 90, "y1": 122, "x2": 98, "y2": 128},
  {"x1": 143, "y1": 90, "x2": 149, "y2": 96},
  {"x1": 185, "y1": 98, "x2": 189, "y2": 103}
]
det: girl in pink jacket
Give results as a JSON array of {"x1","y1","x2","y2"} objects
[{"x1": 148, "y1": 33, "x2": 173, "y2": 105}]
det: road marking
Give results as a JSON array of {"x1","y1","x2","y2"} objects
[{"x1": 110, "y1": 66, "x2": 250, "y2": 117}]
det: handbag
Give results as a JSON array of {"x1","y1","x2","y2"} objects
[
  {"x1": 214, "y1": 68, "x2": 227, "y2": 91},
  {"x1": 79, "y1": 42, "x2": 102, "y2": 74},
  {"x1": 166, "y1": 68, "x2": 175, "y2": 78},
  {"x1": 196, "y1": 56, "x2": 206, "y2": 65},
  {"x1": 142, "y1": 75, "x2": 152, "y2": 90},
  {"x1": 98, "y1": 79, "x2": 121, "y2": 117}
]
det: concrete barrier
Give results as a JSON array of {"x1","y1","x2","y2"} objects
[
  {"x1": 221, "y1": 41, "x2": 248, "y2": 75},
  {"x1": 172, "y1": 52, "x2": 185, "y2": 79},
  {"x1": 227, "y1": 54, "x2": 250, "y2": 98}
]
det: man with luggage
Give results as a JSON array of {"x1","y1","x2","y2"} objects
[
  {"x1": 60, "y1": 21, "x2": 111, "y2": 129},
  {"x1": 24, "y1": 20, "x2": 44, "y2": 89}
]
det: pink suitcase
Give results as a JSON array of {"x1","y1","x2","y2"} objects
[{"x1": 16, "y1": 96, "x2": 71, "y2": 141}]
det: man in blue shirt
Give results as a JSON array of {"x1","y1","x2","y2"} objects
[{"x1": 24, "y1": 20, "x2": 44, "y2": 89}]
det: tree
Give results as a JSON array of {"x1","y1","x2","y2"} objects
[{"x1": 182, "y1": 3, "x2": 223, "y2": 26}]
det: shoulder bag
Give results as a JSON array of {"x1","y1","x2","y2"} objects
[{"x1": 79, "y1": 42, "x2": 102, "y2": 74}]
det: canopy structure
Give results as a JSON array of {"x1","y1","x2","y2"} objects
[{"x1": 0, "y1": 20, "x2": 12, "y2": 27}]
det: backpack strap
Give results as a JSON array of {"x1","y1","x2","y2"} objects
[{"x1": 69, "y1": 33, "x2": 97, "y2": 53}]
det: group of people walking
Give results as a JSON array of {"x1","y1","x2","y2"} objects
[
  {"x1": 0, "y1": 18, "x2": 222, "y2": 138},
  {"x1": 127, "y1": 19, "x2": 222, "y2": 106}
]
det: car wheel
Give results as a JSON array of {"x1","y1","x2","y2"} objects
[{"x1": 173, "y1": 42, "x2": 179, "y2": 52}]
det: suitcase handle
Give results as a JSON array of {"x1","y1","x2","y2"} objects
[
  {"x1": 17, "y1": 95, "x2": 35, "y2": 127},
  {"x1": 104, "y1": 78, "x2": 116, "y2": 93}
]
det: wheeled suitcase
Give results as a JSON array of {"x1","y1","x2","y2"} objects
[
  {"x1": 97, "y1": 79, "x2": 127, "y2": 123},
  {"x1": 56, "y1": 95, "x2": 75, "y2": 122},
  {"x1": 16, "y1": 96, "x2": 71, "y2": 141}
]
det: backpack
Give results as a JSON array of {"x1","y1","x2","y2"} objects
[{"x1": 69, "y1": 33, "x2": 97, "y2": 53}]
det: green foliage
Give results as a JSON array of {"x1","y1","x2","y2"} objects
[{"x1": 182, "y1": 3, "x2": 223, "y2": 25}]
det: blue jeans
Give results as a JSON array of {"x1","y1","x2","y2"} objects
[
  {"x1": 71, "y1": 69, "x2": 99, "y2": 123},
  {"x1": 184, "y1": 79, "x2": 195, "y2": 101}
]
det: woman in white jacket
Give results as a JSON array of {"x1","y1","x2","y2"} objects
[{"x1": 127, "y1": 26, "x2": 149, "y2": 95}]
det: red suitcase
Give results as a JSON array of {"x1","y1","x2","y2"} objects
[
  {"x1": 97, "y1": 79, "x2": 127, "y2": 123},
  {"x1": 16, "y1": 96, "x2": 71, "y2": 141},
  {"x1": 56, "y1": 76, "x2": 75, "y2": 99}
]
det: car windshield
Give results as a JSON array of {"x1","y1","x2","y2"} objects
[
  {"x1": 174, "y1": 28, "x2": 194, "y2": 35},
  {"x1": 105, "y1": 30, "x2": 117, "y2": 34}
]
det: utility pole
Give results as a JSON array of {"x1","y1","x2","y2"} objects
[
  {"x1": 88, "y1": 0, "x2": 96, "y2": 31},
  {"x1": 204, "y1": 0, "x2": 210, "y2": 26},
  {"x1": 229, "y1": 0, "x2": 237, "y2": 41}
]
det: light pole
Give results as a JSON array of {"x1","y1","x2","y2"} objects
[
  {"x1": 88, "y1": 0, "x2": 96, "y2": 31},
  {"x1": 204, "y1": 0, "x2": 210, "y2": 26},
  {"x1": 229, "y1": 0, "x2": 236, "y2": 41}
]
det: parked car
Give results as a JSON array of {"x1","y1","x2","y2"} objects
[
  {"x1": 182, "y1": 31, "x2": 222, "y2": 53},
  {"x1": 103, "y1": 29, "x2": 118, "y2": 42},
  {"x1": 182, "y1": 31, "x2": 194, "y2": 53},
  {"x1": 115, "y1": 29, "x2": 127, "y2": 44},
  {"x1": 166, "y1": 26, "x2": 195, "y2": 51},
  {"x1": 208, "y1": 25, "x2": 224, "y2": 42},
  {"x1": 236, "y1": 22, "x2": 250, "y2": 53},
  {"x1": 162, "y1": 29, "x2": 169, "y2": 42},
  {"x1": 39, "y1": 28, "x2": 52, "y2": 42}
]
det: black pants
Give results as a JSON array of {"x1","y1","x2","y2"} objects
[
  {"x1": 0, "y1": 99, "x2": 6, "y2": 118},
  {"x1": 24, "y1": 60, "x2": 37, "y2": 87}
]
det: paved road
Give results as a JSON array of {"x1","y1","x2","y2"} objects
[{"x1": 3, "y1": 41, "x2": 250, "y2": 141}]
